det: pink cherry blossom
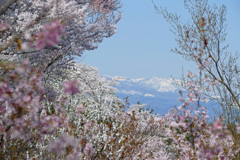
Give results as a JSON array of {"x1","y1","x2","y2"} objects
[
  {"x1": 0, "y1": 21, "x2": 9, "y2": 31},
  {"x1": 34, "y1": 21, "x2": 64, "y2": 49},
  {"x1": 63, "y1": 79, "x2": 80, "y2": 95}
]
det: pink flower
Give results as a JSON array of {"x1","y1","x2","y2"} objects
[
  {"x1": 179, "y1": 97, "x2": 184, "y2": 102},
  {"x1": 187, "y1": 71, "x2": 195, "y2": 78},
  {"x1": 212, "y1": 80, "x2": 218, "y2": 85},
  {"x1": 85, "y1": 121, "x2": 92, "y2": 131},
  {"x1": 185, "y1": 109, "x2": 191, "y2": 117},
  {"x1": 0, "y1": 21, "x2": 10, "y2": 31},
  {"x1": 198, "y1": 64, "x2": 202, "y2": 69},
  {"x1": 76, "y1": 104, "x2": 85, "y2": 114},
  {"x1": 213, "y1": 120, "x2": 222, "y2": 130},
  {"x1": 35, "y1": 21, "x2": 63, "y2": 49},
  {"x1": 23, "y1": 96, "x2": 31, "y2": 102},
  {"x1": 236, "y1": 124, "x2": 240, "y2": 134},
  {"x1": 63, "y1": 79, "x2": 79, "y2": 95},
  {"x1": 0, "y1": 105, "x2": 5, "y2": 114},
  {"x1": 204, "y1": 60, "x2": 210, "y2": 68},
  {"x1": 84, "y1": 143, "x2": 94, "y2": 156}
]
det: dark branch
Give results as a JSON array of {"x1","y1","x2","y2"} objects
[{"x1": 0, "y1": 0, "x2": 17, "y2": 16}]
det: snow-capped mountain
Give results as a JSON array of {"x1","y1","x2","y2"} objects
[
  {"x1": 130, "y1": 77, "x2": 181, "y2": 92},
  {"x1": 108, "y1": 76, "x2": 216, "y2": 117},
  {"x1": 111, "y1": 76, "x2": 181, "y2": 93},
  {"x1": 108, "y1": 76, "x2": 183, "y2": 116}
]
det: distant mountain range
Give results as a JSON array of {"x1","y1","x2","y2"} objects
[
  {"x1": 106, "y1": 76, "x2": 218, "y2": 117},
  {"x1": 104, "y1": 76, "x2": 182, "y2": 116}
]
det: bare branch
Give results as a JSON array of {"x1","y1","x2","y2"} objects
[{"x1": 0, "y1": 0, "x2": 17, "y2": 16}]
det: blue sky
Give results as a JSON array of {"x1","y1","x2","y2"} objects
[{"x1": 77, "y1": 0, "x2": 240, "y2": 79}]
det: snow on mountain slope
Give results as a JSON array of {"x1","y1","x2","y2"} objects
[
  {"x1": 114, "y1": 77, "x2": 181, "y2": 94},
  {"x1": 130, "y1": 77, "x2": 146, "y2": 83},
  {"x1": 111, "y1": 76, "x2": 216, "y2": 116},
  {"x1": 103, "y1": 75, "x2": 216, "y2": 116},
  {"x1": 141, "y1": 77, "x2": 181, "y2": 92},
  {"x1": 106, "y1": 76, "x2": 182, "y2": 115}
]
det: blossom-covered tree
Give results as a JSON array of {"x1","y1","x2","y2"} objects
[
  {"x1": 0, "y1": 58, "x2": 167, "y2": 159},
  {"x1": 153, "y1": 0, "x2": 240, "y2": 141},
  {"x1": 0, "y1": 0, "x2": 121, "y2": 87},
  {"x1": 0, "y1": 0, "x2": 126, "y2": 159}
]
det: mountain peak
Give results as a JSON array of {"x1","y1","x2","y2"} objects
[
  {"x1": 130, "y1": 77, "x2": 146, "y2": 83},
  {"x1": 143, "y1": 77, "x2": 180, "y2": 93}
]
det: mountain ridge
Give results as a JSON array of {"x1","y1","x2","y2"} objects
[
  {"x1": 104, "y1": 75, "x2": 216, "y2": 117},
  {"x1": 103, "y1": 76, "x2": 183, "y2": 115}
]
